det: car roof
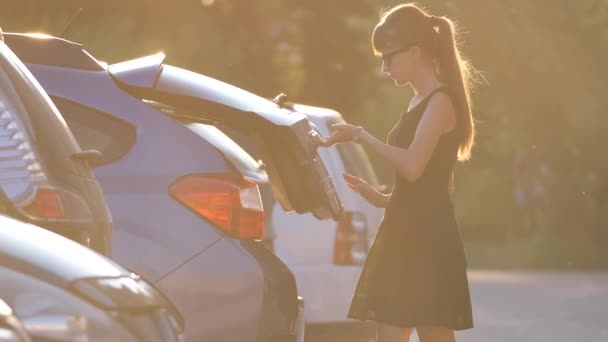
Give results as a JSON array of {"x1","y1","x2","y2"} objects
[{"x1": 2, "y1": 33, "x2": 103, "y2": 71}]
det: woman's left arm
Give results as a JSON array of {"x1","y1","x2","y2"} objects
[{"x1": 357, "y1": 93, "x2": 455, "y2": 182}]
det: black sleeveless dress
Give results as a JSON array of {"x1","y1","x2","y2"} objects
[{"x1": 347, "y1": 86, "x2": 473, "y2": 330}]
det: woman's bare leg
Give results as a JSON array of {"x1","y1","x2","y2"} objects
[
  {"x1": 376, "y1": 323, "x2": 414, "y2": 342},
  {"x1": 416, "y1": 327, "x2": 456, "y2": 342}
]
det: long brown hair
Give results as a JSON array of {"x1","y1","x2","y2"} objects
[{"x1": 372, "y1": 3, "x2": 477, "y2": 161}]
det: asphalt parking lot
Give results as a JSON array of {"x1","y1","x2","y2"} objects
[{"x1": 305, "y1": 270, "x2": 608, "y2": 342}]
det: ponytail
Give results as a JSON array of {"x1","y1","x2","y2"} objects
[{"x1": 431, "y1": 15, "x2": 476, "y2": 161}]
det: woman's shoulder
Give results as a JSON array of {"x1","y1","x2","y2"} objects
[
  {"x1": 406, "y1": 85, "x2": 450, "y2": 111},
  {"x1": 427, "y1": 87, "x2": 455, "y2": 110},
  {"x1": 427, "y1": 85, "x2": 454, "y2": 104},
  {"x1": 421, "y1": 87, "x2": 458, "y2": 135}
]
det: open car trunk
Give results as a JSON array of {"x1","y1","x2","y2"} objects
[{"x1": 109, "y1": 55, "x2": 343, "y2": 221}]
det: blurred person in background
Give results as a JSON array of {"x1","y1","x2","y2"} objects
[
  {"x1": 512, "y1": 148, "x2": 548, "y2": 232},
  {"x1": 321, "y1": 3, "x2": 477, "y2": 342}
]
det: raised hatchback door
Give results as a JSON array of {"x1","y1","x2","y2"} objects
[{"x1": 109, "y1": 56, "x2": 343, "y2": 221}]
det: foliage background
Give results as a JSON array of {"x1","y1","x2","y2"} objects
[{"x1": 3, "y1": 0, "x2": 608, "y2": 268}]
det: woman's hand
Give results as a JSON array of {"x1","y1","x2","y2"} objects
[
  {"x1": 320, "y1": 124, "x2": 362, "y2": 147},
  {"x1": 343, "y1": 173, "x2": 389, "y2": 208}
]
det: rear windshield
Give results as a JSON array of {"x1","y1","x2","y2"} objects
[{"x1": 184, "y1": 123, "x2": 268, "y2": 183}]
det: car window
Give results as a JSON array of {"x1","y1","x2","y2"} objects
[
  {"x1": 51, "y1": 97, "x2": 136, "y2": 165},
  {"x1": 183, "y1": 122, "x2": 268, "y2": 184},
  {"x1": 0, "y1": 66, "x2": 42, "y2": 205},
  {"x1": 326, "y1": 118, "x2": 381, "y2": 188}
]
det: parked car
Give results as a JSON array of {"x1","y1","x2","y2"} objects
[
  {"x1": 223, "y1": 100, "x2": 385, "y2": 324},
  {"x1": 166, "y1": 122, "x2": 306, "y2": 342},
  {"x1": 0, "y1": 206, "x2": 184, "y2": 341},
  {"x1": 0, "y1": 33, "x2": 112, "y2": 254},
  {"x1": 3, "y1": 33, "x2": 341, "y2": 341}
]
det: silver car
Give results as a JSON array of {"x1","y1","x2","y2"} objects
[{"x1": 0, "y1": 213, "x2": 184, "y2": 341}]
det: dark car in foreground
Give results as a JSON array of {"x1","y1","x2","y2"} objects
[
  {"x1": 0, "y1": 34, "x2": 112, "y2": 254},
  {"x1": 0, "y1": 212, "x2": 184, "y2": 341}
]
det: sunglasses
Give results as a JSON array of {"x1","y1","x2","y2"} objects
[{"x1": 380, "y1": 42, "x2": 419, "y2": 65}]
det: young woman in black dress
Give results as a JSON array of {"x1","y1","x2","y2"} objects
[{"x1": 321, "y1": 3, "x2": 476, "y2": 342}]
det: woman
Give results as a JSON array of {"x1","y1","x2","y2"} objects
[{"x1": 320, "y1": 3, "x2": 476, "y2": 342}]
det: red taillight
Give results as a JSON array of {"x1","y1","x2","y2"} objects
[
  {"x1": 170, "y1": 174, "x2": 265, "y2": 240},
  {"x1": 334, "y1": 211, "x2": 368, "y2": 265},
  {"x1": 22, "y1": 188, "x2": 65, "y2": 218}
]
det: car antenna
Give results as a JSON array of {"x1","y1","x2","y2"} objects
[{"x1": 59, "y1": 7, "x2": 84, "y2": 38}]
